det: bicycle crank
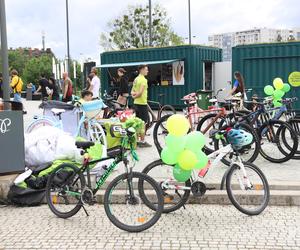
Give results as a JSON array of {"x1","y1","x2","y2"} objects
[{"x1": 191, "y1": 182, "x2": 215, "y2": 197}]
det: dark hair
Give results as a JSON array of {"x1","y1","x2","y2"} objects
[
  {"x1": 88, "y1": 73, "x2": 94, "y2": 81},
  {"x1": 40, "y1": 73, "x2": 46, "y2": 78},
  {"x1": 81, "y1": 90, "x2": 93, "y2": 98},
  {"x1": 138, "y1": 65, "x2": 148, "y2": 72},
  {"x1": 49, "y1": 77, "x2": 56, "y2": 84},
  {"x1": 234, "y1": 71, "x2": 245, "y2": 94}
]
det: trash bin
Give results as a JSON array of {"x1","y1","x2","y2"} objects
[
  {"x1": 26, "y1": 87, "x2": 32, "y2": 100},
  {"x1": 196, "y1": 90, "x2": 213, "y2": 110}
]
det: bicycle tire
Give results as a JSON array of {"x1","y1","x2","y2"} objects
[
  {"x1": 140, "y1": 159, "x2": 191, "y2": 213},
  {"x1": 214, "y1": 123, "x2": 260, "y2": 166},
  {"x1": 259, "y1": 120, "x2": 298, "y2": 163},
  {"x1": 153, "y1": 114, "x2": 172, "y2": 155},
  {"x1": 158, "y1": 105, "x2": 176, "y2": 120},
  {"x1": 46, "y1": 163, "x2": 85, "y2": 219},
  {"x1": 26, "y1": 118, "x2": 55, "y2": 133},
  {"x1": 146, "y1": 107, "x2": 155, "y2": 130},
  {"x1": 196, "y1": 113, "x2": 224, "y2": 154},
  {"x1": 226, "y1": 162, "x2": 270, "y2": 216},
  {"x1": 285, "y1": 119, "x2": 300, "y2": 159},
  {"x1": 104, "y1": 172, "x2": 164, "y2": 232}
]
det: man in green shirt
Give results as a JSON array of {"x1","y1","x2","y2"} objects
[{"x1": 131, "y1": 65, "x2": 151, "y2": 147}]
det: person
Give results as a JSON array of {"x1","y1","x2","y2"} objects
[
  {"x1": 0, "y1": 73, "x2": 3, "y2": 99},
  {"x1": 80, "y1": 90, "x2": 93, "y2": 103},
  {"x1": 116, "y1": 68, "x2": 129, "y2": 106},
  {"x1": 10, "y1": 69, "x2": 23, "y2": 103},
  {"x1": 27, "y1": 83, "x2": 36, "y2": 93},
  {"x1": 35, "y1": 73, "x2": 50, "y2": 100},
  {"x1": 229, "y1": 71, "x2": 246, "y2": 99},
  {"x1": 85, "y1": 73, "x2": 94, "y2": 91},
  {"x1": 131, "y1": 65, "x2": 151, "y2": 148},
  {"x1": 48, "y1": 77, "x2": 59, "y2": 100},
  {"x1": 89, "y1": 67, "x2": 100, "y2": 100},
  {"x1": 62, "y1": 72, "x2": 73, "y2": 102}
]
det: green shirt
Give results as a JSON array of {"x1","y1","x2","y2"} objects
[{"x1": 133, "y1": 74, "x2": 148, "y2": 105}]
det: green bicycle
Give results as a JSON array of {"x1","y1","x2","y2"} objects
[{"x1": 45, "y1": 126, "x2": 164, "y2": 232}]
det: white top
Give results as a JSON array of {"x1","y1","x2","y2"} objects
[{"x1": 91, "y1": 75, "x2": 101, "y2": 98}]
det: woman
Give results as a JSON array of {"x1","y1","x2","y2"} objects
[
  {"x1": 229, "y1": 71, "x2": 246, "y2": 99},
  {"x1": 48, "y1": 77, "x2": 59, "y2": 100},
  {"x1": 85, "y1": 73, "x2": 94, "y2": 91},
  {"x1": 116, "y1": 68, "x2": 129, "y2": 106}
]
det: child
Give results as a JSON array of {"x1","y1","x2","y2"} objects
[{"x1": 80, "y1": 90, "x2": 93, "y2": 103}]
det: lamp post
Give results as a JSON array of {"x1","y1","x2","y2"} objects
[
  {"x1": 66, "y1": 0, "x2": 71, "y2": 73},
  {"x1": 188, "y1": 0, "x2": 191, "y2": 45},
  {"x1": 149, "y1": 0, "x2": 152, "y2": 46},
  {"x1": 0, "y1": 0, "x2": 10, "y2": 109}
]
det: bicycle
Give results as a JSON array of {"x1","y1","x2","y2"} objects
[
  {"x1": 45, "y1": 126, "x2": 164, "y2": 232},
  {"x1": 146, "y1": 94, "x2": 176, "y2": 130},
  {"x1": 26, "y1": 101, "x2": 107, "y2": 149},
  {"x1": 142, "y1": 127, "x2": 270, "y2": 216}
]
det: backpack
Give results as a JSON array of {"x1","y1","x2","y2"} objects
[{"x1": 12, "y1": 76, "x2": 23, "y2": 93}]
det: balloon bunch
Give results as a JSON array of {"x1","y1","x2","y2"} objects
[
  {"x1": 264, "y1": 78, "x2": 291, "y2": 107},
  {"x1": 161, "y1": 114, "x2": 208, "y2": 182}
]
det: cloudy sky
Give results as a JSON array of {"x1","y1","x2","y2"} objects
[{"x1": 4, "y1": 0, "x2": 299, "y2": 64}]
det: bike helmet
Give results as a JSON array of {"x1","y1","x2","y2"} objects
[{"x1": 226, "y1": 129, "x2": 253, "y2": 150}]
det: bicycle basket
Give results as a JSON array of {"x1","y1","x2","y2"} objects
[{"x1": 81, "y1": 100, "x2": 105, "y2": 119}]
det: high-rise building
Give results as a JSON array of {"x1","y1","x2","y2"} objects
[{"x1": 208, "y1": 28, "x2": 300, "y2": 61}]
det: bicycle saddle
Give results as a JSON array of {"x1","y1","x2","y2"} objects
[
  {"x1": 51, "y1": 108, "x2": 66, "y2": 115},
  {"x1": 75, "y1": 141, "x2": 95, "y2": 150}
]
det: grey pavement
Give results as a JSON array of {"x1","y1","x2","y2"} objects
[{"x1": 0, "y1": 205, "x2": 299, "y2": 250}]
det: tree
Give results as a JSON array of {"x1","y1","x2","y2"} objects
[
  {"x1": 100, "y1": 4, "x2": 184, "y2": 50},
  {"x1": 22, "y1": 55, "x2": 52, "y2": 86},
  {"x1": 8, "y1": 49, "x2": 29, "y2": 76}
]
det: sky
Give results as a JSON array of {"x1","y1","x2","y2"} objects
[{"x1": 4, "y1": 0, "x2": 300, "y2": 64}]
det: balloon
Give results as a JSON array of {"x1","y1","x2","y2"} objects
[
  {"x1": 288, "y1": 71, "x2": 300, "y2": 87},
  {"x1": 165, "y1": 134, "x2": 186, "y2": 153},
  {"x1": 264, "y1": 85, "x2": 274, "y2": 96},
  {"x1": 177, "y1": 149, "x2": 198, "y2": 170},
  {"x1": 173, "y1": 164, "x2": 191, "y2": 182},
  {"x1": 273, "y1": 89, "x2": 284, "y2": 99},
  {"x1": 273, "y1": 78, "x2": 284, "y2": 90},
  {"x1": 185, "y1": 131, "x2": 206, "y2": 152},
  {"x1": 161, "y1": 147, "x2": 178, "y2": 165},
  {"x1": 194, "y1": 151, "x2": 209, "y2": 170},
  {"x1": 166, "y1": 114, "x2": 190, "y2": 136},
  {"x1": 273, "y1": 100, "x2": 282, "y2": 107},
  {"x1": 282, "y1": 83, "x2": 291, "y2": 93}
]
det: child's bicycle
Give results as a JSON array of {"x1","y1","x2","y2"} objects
[
  {"x1": 141, "y1": 126, "x2": 270, "y2": 216},
  {"x1": 45, "y1": 126, "x2": 164, "y2": 232}
]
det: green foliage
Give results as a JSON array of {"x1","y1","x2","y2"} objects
[
  {"x1": 22, "y1": 55, "x2": 52, "y2": 85},
  {"x1": 100, "y1": 4, "x2": 184, "y2": 50},
  {"x1": 8, "y1": 50, "x2": 29, "y2": 76}
]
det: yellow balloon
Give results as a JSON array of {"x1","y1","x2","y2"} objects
[
  {"x1": 166, "y1": 114, "x2": 190, "y2": 136},
  {"x1": 178, "y1": 150, "x2": 198, "y2": 170},
  {"x1": 273, "y1": 78, "x2": 284, "y2": 90}
]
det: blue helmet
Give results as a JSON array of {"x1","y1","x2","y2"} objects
[{"x1": 227, "y1": 129, "x2": 253, "y2": 149}]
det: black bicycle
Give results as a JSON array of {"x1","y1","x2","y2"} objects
[{"x1": 45, "y1": 126, "x2": 164, "y2": 232}]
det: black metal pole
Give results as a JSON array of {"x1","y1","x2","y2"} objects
[
  {"x1": 188, "y1": 0, "x2": 191, "y2": 45},
  {"x1": 66, "y1": 0, "x2": 70, "y2": 73},
  {"x1": 0, "y1": 0, "x2": 10, "y2": 109},
  {"x1": 149, "y1": 0, "x2": 152, "y2": 46}
]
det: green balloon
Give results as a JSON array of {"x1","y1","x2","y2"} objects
[
  {"x1": 194, "y1": 151, "x2": 209, "y2": 170},
  {"x1": 185, "y1": 131, "x2": 206, "y2": 152},
  {"x1": 165, "y1": 134, "x2": 186, "y2": 153},
  {"x1": 264, "y1": 85, "x2": 274, "y2": 96},
  {"x1": 161, "y1": 147, "x2": 178, "y2": 165},
  {"x1": 273, "y1": 100, "x2": 282, "y2": 107},
  {"x1": 282, "y1": 83, "x2": 291, "y2": 93},
  {"x1": 173, "y1": 164, "x2": 191, "y2": 182},
  {"x1": 273, "y1": 89, "x2": 284, "y2": 99}
]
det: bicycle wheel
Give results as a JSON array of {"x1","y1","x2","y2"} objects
[
  {"x1": 146, "y1": 107, "x2": 155, "y2": 130},
  {"x1": 226, "y1": 162, "x2": 270, "y2": 216},
  {"x1": 46, "y1": 163, "x2": 85, "y2": 218},
  {"x1": 153, "y1": 114, "x2": 172, "y2": 154},
  {"x1": 285, "y1": 119, "x2": 300, "y2": 159},
  {"x1": 214, "y1": 123, "x2": 260, "y2": 166},
  {"x1": 158, "y1": 105, "x2": 176, "y2": 129},
  {"x1": 197, "y1": 113, "x2": 224, "y2": 154},
  {"x1": 26, "y1": 118, "x2": 55, "y2": 133},
  {"x1": 140, "y1": 160, "x2": 191, "y2": 213},
  {"x1": 104, "y1": 172, "x2": 163, "y2": 232},
  {"x1": 259, "y1": 120, "x2": 298, "y2": 163}
]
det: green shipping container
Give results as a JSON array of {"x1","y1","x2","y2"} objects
[
  {"x1": 100, "y1": 45, "x2": 222, "y2": 109},
  {"x1": 232, "y1": 41, "x2": 300, "y2": 111}
]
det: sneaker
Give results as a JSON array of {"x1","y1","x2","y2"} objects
[{"x1": 138, "y1": 141, "x2": 152, "y2": 148}]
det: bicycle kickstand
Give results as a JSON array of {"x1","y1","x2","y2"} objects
[
  {"x1": 82, "y1": 205, "x2": 89, "y2": 217},
  {"x1": 175, "y1": 190, "x2": 186, "y2": 210}
]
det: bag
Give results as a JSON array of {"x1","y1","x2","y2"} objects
[{"x1": 66, "y1": 81, "x2": 73, "y2": 97}]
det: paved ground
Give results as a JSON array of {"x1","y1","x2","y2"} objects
[{"x1": 0, "y1": 205, "x2": 299, "y2": 250}]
